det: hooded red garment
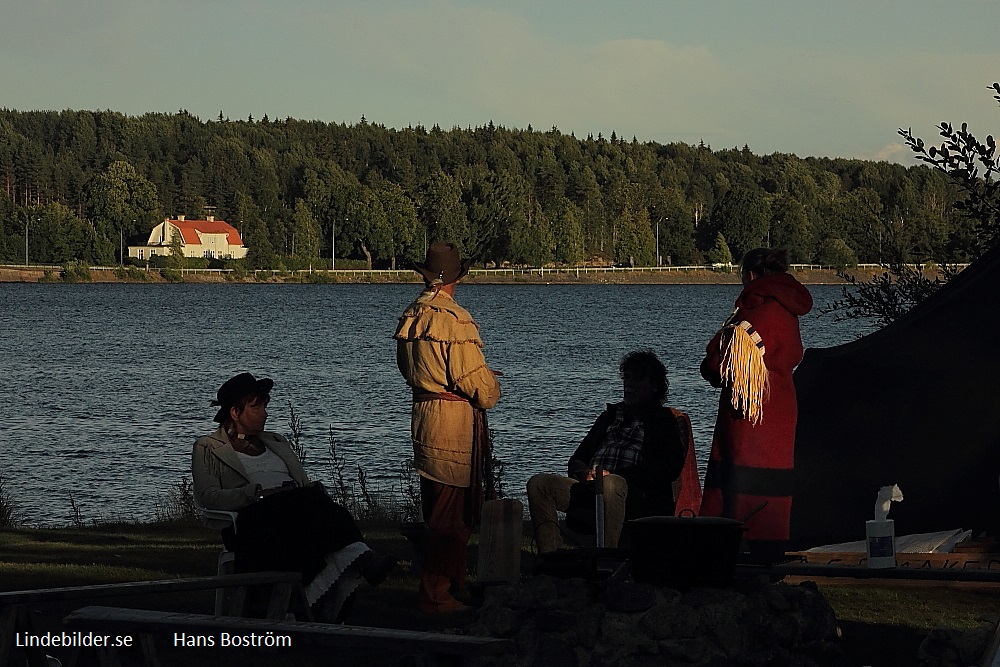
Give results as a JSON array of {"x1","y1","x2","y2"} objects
[{"x1": 699, "y1": 272, "x2": 812, "y2": 561}]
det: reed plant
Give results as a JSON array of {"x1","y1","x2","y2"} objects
[{"x1": 0, "y1": 474, "x2": 23, "y2": 528}]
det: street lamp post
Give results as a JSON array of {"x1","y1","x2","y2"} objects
[
  {"x1": 656, "y1": 220, "x2": 660, "y2": 267},
  {"x1": 24, "y1": 219, "x2": 29, "y2": 266}
]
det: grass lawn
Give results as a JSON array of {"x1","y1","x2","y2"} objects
[{"x1": 3, "y1": 520, "x2": 999, "y2": 666}]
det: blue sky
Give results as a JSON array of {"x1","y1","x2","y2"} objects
[{"x1": 2, "y1": 0, "x2": 997, "y2": 162}]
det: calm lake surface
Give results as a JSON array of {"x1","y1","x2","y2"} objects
[{"x1": 1, "y1": 283, "x2": 867, "y2": 525}]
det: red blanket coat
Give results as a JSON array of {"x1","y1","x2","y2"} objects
[{"x1": 699, "y1": 272, "x2": 812, "y2": 558}]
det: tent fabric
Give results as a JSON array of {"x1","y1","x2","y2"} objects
[{"x1": 789, "y1": 248, "x2": 1000, "y2": 550}]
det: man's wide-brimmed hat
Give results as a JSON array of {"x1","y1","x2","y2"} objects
[
  {"x1": 211, "y1": 372, "x2": 273, "y2": 423},
  {"x1": 413, "y1": 242, "x2": 472, "y2": 286}
]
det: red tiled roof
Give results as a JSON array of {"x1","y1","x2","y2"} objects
[{"x1": 170, "y1": 219, "x2": 243, "y2": 246}]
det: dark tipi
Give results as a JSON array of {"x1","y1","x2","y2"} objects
[{"x1": 789, "y1": 248, "x2": 1000, "y2": 549}]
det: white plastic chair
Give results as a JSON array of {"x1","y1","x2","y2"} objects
[{"x1": 194, "y1": 500, "x2": 239, "y2": 614}]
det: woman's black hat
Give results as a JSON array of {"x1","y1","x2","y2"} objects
[{"x1": 211, "y1": 372, "x2": 273, "y2": 423}]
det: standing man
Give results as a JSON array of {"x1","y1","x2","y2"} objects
[{"x1": 395, "y1": 242, "x2": 502, "y2": 613}]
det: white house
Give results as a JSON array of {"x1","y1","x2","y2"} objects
[{"x1": 128, "y1": 216, "x2": 248, "y2": 261}]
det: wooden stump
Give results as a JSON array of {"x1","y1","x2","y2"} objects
[{"x1": 476, "y1": 499, "x2": 524, "y2": 584}]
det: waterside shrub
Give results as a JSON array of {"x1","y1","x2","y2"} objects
[
  {"x1": 0, "y1": 474, "x2": 23, "y2": 527},
  {"x1": 160, "y1": 268, "x2": 184, "y2": 283},
  {"x1": 62, "y1": 261, "x2": 92, "y2": 283},
  {"x1": 113, "y1": 265, "x2": 151, "y2": 282}
]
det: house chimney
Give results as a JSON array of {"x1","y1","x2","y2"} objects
[
  {"x1": 178, "y1": 215, "x2": 185, "y2": 222},
  {"x1": 207, "y1": 215, "x2": 214, "y2": 222}
]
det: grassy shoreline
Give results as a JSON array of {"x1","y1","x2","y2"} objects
[
  {"x1": 0, "y1": 265, "x2": 874, "y2": 285},
  {"x1": 3, "y1": 519, "x2": 999, "y2": 666}
]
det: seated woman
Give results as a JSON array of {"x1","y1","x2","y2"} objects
[{"x1": 192, "y1": 372, "x2": 395, "y2": 622}]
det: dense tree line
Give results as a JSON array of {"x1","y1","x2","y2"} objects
[{"x1": 0, "y1": 108, "x2": 972, "y2": 269}]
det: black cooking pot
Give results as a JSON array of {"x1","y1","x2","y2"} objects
[{"x1": 627, "y1": 513, "x2": 744, "y2": 589}]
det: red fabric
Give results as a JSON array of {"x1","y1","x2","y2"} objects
[
  {"x1": 419, "y1": 478, "x2": 472, "y2": 584},
  {"x1": 669, "y1": 408, "x2": 703, "y2": 515},
  {"x1": 700, "y1": 273, "x2": 812, "y2": 549}
]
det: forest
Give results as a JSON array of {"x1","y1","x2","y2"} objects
[{"x1": 0, "y1": 108, "x2": 975, "y2": 270}]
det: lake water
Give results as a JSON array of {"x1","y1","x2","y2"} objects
[{"x1": 1, "y1": 283, "x2": 867, "y2": 525}]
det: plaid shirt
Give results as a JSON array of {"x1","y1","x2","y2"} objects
[{"x1": 590, "y1": 404, "x2": 644, "y2": 472}]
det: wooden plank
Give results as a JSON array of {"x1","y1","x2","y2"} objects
[
  {"x1": 65, "y1": 606, "x2": 513, "y2": 657},
  {"x1": 476, "y1": 499, "x2": 523, "y2": 584},
  {"x1": 0, "y1": 572, "x2": 301, "y2": 606},
  {"x1": 740, "y1": 562, "x2": 1000, "y2": 583},
  {"x1": 787, "y1": 551, "x2": 1000, "y2": 570}
]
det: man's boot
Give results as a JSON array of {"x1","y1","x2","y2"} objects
[
  {"x1": 534, "y1": 520, "x2": 564, "y2": 554},
  {"x1": 419, "y1": 571, "x2": 470, "y2": 613}
]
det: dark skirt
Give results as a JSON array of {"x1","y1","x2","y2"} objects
[{"x1": 228, "y1": 484, "x2": 365, "y2": 584}]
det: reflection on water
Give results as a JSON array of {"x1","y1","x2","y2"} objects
[{"x1": 1, "y1": 282, "x2": 865, "y2": 524}]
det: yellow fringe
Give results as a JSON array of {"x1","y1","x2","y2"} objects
[{"x1": 719, "y1": 324, "x2": 769, "y2": 425}]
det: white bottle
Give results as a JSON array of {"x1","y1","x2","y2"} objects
[{"x1": 866, "y1": 519, "x2": 896, "y2": 568}]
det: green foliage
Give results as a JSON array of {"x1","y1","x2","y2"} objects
[
  {"x1": 419, "y1": 170, "x2": 469, "y2": 251},
  {"x1": 613, "y1": 205, "x2": 655, "y2": 267},
  {"x1": 291, "y1": 198, "x2": 322, "y2": 264},
  {"x1": 0, "y1": 474, "x2": 23, "y2": 528},
  {"x1": 816, "y1": 237, "x2": 858, "y2": 270},
  {"x1": 0, "y1": 107, "x2": 986, "y2": 269},
  {"x1": 899, "y1": 83, "x2": 1000, "y2": 257},
  {"x1": 770, "y1": 195, "x2": 813, "y2": 262},
  {"x1": 154, "y1": 477, "x2": 199, "y2": 522},
  {"x1": 86, "y1": 160, "x2": 160, "y2": 260},
  {"x1": 61, "y1": 260, "x2": 92, "y2": 283},
  {"x1": 710, "y1": 185, "x2": 770, "y2": 260},
  {"x1": 225, "y1": 265, "x2": 249, "y2": 282},
  {"x1": 160, "y1": 268, "x2": 185, "y2": 283},
  {"x1": 706, "y1": 232, "x2": 733, "y2": 265},
  {"x1": 167, "y1": 227, "x2": 186, "y2": 269},
  {"x1": 825, "y1": 83, "x2": 1000, "y2": 328},
  {"x1": 113, "y1": 265, "x2": 151, "y2": 282},
  {"x1": 551, "y1": 198, "x2": 585, "y2": 264},
  {"x1": 822, "y1": 263, "x2": 959, "y2": 329}
]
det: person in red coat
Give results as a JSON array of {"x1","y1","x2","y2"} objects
[{"x1": 699, "y1": 248, "x2": 813, "y2": 563}]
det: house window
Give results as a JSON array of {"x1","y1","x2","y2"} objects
[{"x1": 138, "y1": 249, "x2": 144, "y2": 260}]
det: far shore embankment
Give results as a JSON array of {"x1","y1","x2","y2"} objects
[{"x1": 0, "y1": 264, "x2": 886, "y2": 285}]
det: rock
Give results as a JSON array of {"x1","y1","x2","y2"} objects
[
  {"x1": 919, "y1": 624, "x2": 993, "y2": 667},
  {"x1": 793, "y1": 584, "x2": 839, "y2": 642},
  {"x1": 681, "y1": 586, "x2": 745, "y2": 608},
  {"x1": 513, "y1": 624, "x2": 541, "y2": 665},
  {"x1": 654, "y1": 586, "x2": 683, "y2": 606},
  {"x1": 602, "y1": 581, "x2": 657, "y2": 613},
  {"x1": 483, "y1": 583, "x2": 526, "y2": 609},
  {"x1": 640, "y1": 601, "x2": 706, "y2": 640},
  {"x1": 659, "y1": 637, "x2": 727, "y2": 664},
  {"x1": 556, "y1": 577, "x2": 596, "y2": 607},
  {"x1": 760, "y1": 583, "x2": 793, "y2": 612},
  {"x1": 601, "y1": 611, "x2": 659, "y2": 654},
  {"x1": 479, "y1": 605, "x2": 524, "y2": 637},
  {"x1": 532, "y1": 576, "x2": 562, "y2": 609},
  {"x1": 575, "y1": 603, "x2": 606, "y2": 649},
  {"x1": 533, "y1": 634, "x2": 579, "y2": 667},
  {"x1": 770, "y1": 612, "x2": 801, "y2": 645},
  {"x1": 466, "y1": 575, "x2": 842, "y2": 666},
  {"x1": 536, "y1": 609, "x2": 578, "y2": 633}
]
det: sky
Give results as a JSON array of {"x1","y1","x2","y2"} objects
[{"x1": 2, "y1": 0, "x2": 998, "y2": 164}]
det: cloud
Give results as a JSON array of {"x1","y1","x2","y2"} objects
[
  {"x1": 2, "y1": 0, "x2": 996, "y2": 160},
  {"x1": 285, "y1": 2, "x2": 734, "y2": 142},
  {"x1": 862, "y1": 143, "x2": 919, "y2": 165}
]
